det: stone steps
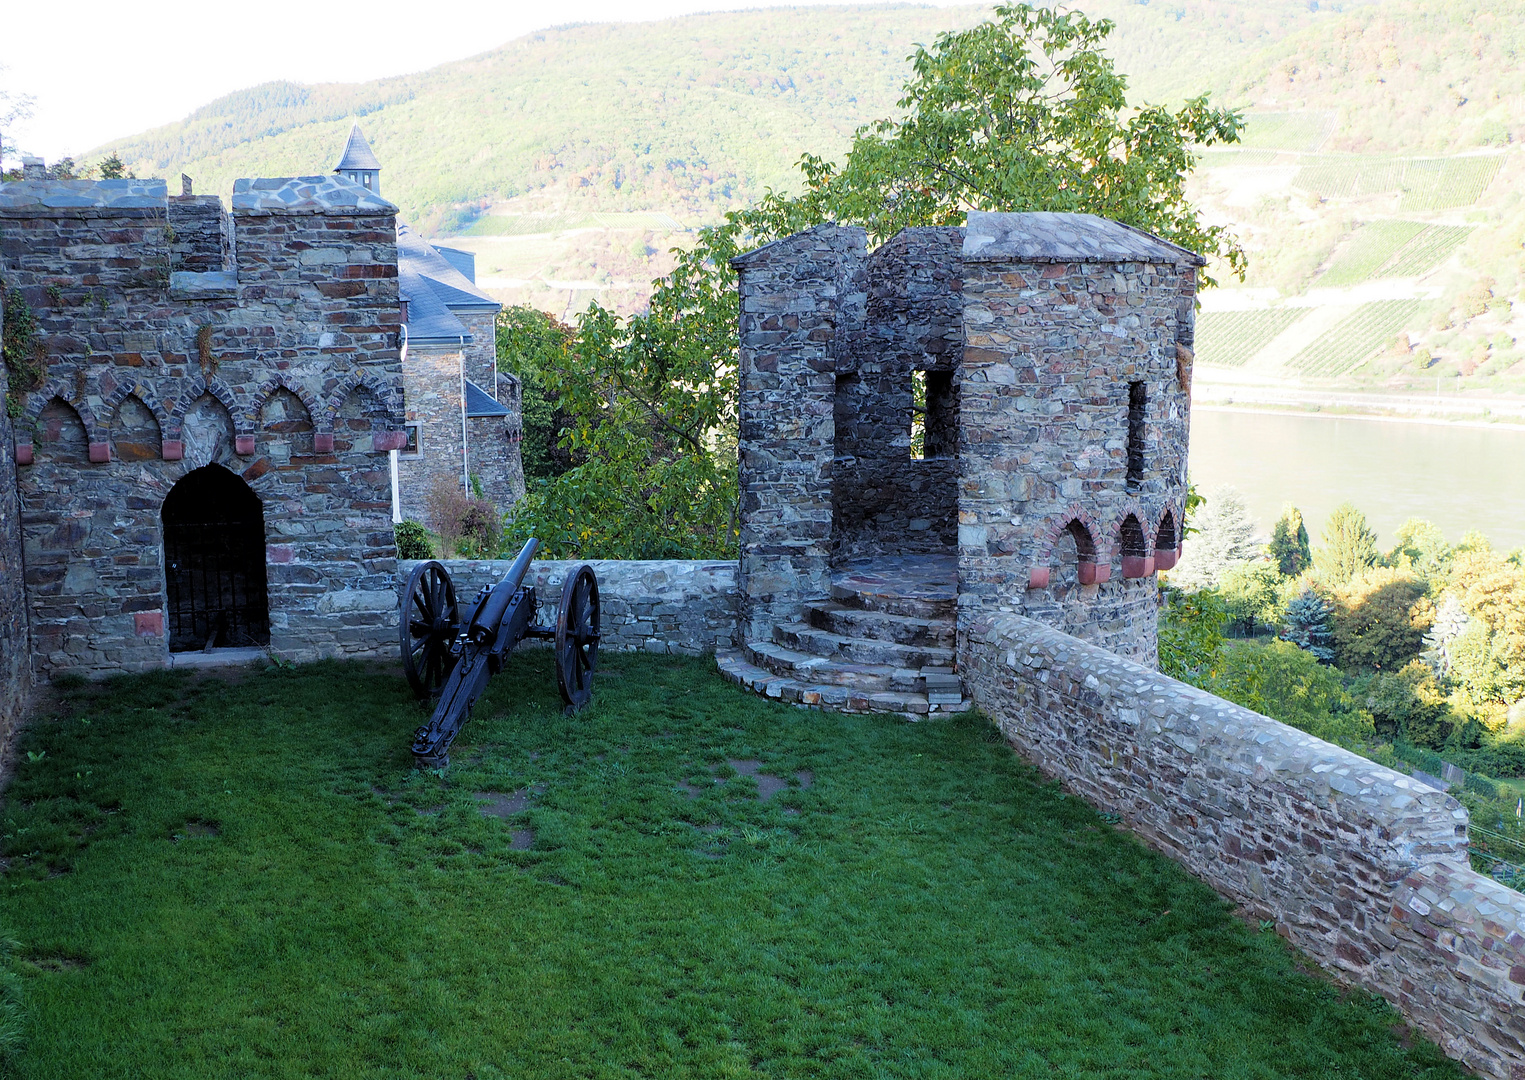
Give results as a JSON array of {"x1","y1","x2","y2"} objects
[
  {"x1": 774, "y1": 621, "x2": 956, "y2": 670},
  {"x1": 803, "y1": 600, "x2": 956, "y2": 648},
  {"x1": 716, "y1": 651, "x2": 971, "y2": 717},
  {"x1": 743, "y1": 640, "x2": 904, "y2": 690}
]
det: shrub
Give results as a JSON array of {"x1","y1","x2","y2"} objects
[
  {"x1": 1330, "y1": 566, "x2": 1431, "y2": 671},
  {"x1": 1208, "y1": 639, "x2": 1377, "y2": 750},
  {"x1": 1157, "y1": 586, "x2": 1226, "y2": 683},
  {"x1": 425, "y1": 477, "x2": 500, "y2": 559},
  {"x1": 1364, "y1": 661, "x2": 1454, "y2": 747},
  {"x1": 393, "y1": 519, "x2": 434, "y2": 560}
]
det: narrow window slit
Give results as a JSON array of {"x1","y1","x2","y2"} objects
[{"x1": 1126, "y1": 381, "x2": 1146, "y2": 488}]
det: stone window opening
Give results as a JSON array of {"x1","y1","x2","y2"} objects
[
  {"x1": 1126, "y1": 381, "x2": 1146, "y2": 489},
  {"x1": 1155, "y1": 510, "x2": 1179, "y2": 571},
  {"x1": 910, "y1": 369, "x2": 956, "y2": 460},
  {"x1": 400, "y1": 422, "x2": 423, "y2": 459},
  {"x1": 1120, "y1": 514, "x2": 1149, "y2": 578}
]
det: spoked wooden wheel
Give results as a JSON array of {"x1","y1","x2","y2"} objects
[
  {"x1": 401, "y1": 560, "x2": 460, "y2": 699},
  {"x1": 555, "y1": 564, "x2": 600, "y2": 711}
]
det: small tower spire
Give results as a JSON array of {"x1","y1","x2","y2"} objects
[{"x1": 334, "y1": 123, "x2": 381, "y2": 195}]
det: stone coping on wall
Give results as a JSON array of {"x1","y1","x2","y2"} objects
[
  {"x1": 231, "y1": 176, "x2": 397, "y2": 214},
  {"x1": 0, "y1": 178, "x2": 169, "y2": 209},
  {"x1": 398, "y1": 558, "x2": 738, "y2": 656},
  {"x1": 963, "y1": 210, "x2": 1205, "y2": 266},
  {"x1": 962, "y1": 612, "x2": 1525, "y2": 1079}
]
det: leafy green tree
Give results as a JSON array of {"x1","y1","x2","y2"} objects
[
  {"x1": 1282, "y1": 586, "x2": 1336, "y2": 662},
  {"x1": 1218, "y1": 561, "x2": 1282, "y2": 636},
  {"x1": 1157, "y1": 585, "x2": 1226, "y2": 683},
  {"x1": 1387, "y1": 518, "x2": 1449, "y2": 578},
  {"x1": 1207, "y1": 640, "x2": 1377, "y2": 750},
  {"x1": 97, "y1": 153, "x2": 129, "y2": 180},
  {"x1": 496, "y1": 308, "x2": 580, "y2": 482},
  {"x1": 1312, "y1": 502, "x2": 1379, "y2": 586},
  {"x1": 1267, "y1": 505, "x2": 1311, "y2": 577},
  {"x1": 1329, "y1": 566, "x2": 1431, "y2": 671},
  {"x1": 1364, "y1": 662, "x2": 1455, "y2": 747},
  {"x1": 1167, "y1": 486, "x2": 1260, "y2": 592},
  {"x1": 1444, "y1": 550, "x2": 1525, "y2": 704},
  {"x1": 744, "y1": 4, "x2": 1246, "y2": 281},
  {"x1": 502, "y1": 3, "x2": 1243, "y2": 556}
]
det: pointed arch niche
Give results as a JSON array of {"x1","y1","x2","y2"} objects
[{"x1": 162, "y1": 464, "x2": 270, "y2": 651}]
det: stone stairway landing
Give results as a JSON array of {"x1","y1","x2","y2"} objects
[{"x1": 717, "y1": 555, "x2": 969, "y2": 716}]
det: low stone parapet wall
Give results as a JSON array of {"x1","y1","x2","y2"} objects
[
  {"x1": 962, "y1": 612, "x2": 1525, "y2": 1079},
  {"x1": 398, "y1": 559, "x2": 739, "y2": 656}
]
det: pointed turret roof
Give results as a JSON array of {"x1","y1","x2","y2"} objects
[{"x1": 334, "y1": 123, "x2": 381, "y2": 172}]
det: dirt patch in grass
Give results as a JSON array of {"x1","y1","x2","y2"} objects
[{"x1": 473, "y1": 785, "x2": 545, "y2": 818}]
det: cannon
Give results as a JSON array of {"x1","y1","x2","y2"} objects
[{"x1": 400, "y1": 538, "x2": 600, "y2": 768}]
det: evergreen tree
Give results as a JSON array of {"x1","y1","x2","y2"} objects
[
  {"x1": 1313, "y1": 502, "x2": 1379, "y2": 586},
  {"x1": 1268, "y1": 504, "x2": 1312, "y2": 577},
  {"x1": 1283, "y1": 587, "x2": 1336, "y2": 662},
  {"x1": 1167, "y1": 485, "x2": 1260, "y2": 592}
]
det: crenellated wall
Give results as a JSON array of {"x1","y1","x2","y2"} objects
[
  {"x1": 0, "y1": 176, "x2": 407, "y2": 673},
  {"x1": 962, "y1": 612, "x2": 1525, "y2": 1080}
]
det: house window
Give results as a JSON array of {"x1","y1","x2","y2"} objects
[
  {"x1": 1126, "y1": 381, "x2": 1146, "y2": 489},
  {"x1": 910, "y1": 369, "x2": 956, "y2": 460},
  {"x1": 399, "y1": 423, "x2": 422, "y2": 459}
]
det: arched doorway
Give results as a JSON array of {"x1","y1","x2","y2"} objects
[{"x1": 162, "y1": 465, "x2": 270, "y2": 651}]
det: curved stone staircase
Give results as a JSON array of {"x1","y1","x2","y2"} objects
[{"x1": 717, "y1": 556, "x2": 971, "y2": 716}]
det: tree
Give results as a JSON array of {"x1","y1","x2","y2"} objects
[
  {"x1": 1443, "y1": 550, "x2": 1525, "y2": 704},
  {"x1": 1329, "y1": 566, "x2": 1431, "y2": 671},
  {"x1": 1219, "y1": 561, "x2": 1282, "y2": 636},
  {"x1": 1313, "y1": 502, "x2": 1378, "y2": 586},
  {"x1": 1158, "y1": 586, "x2": 1226, "y2": 683},
  {"x1": 1282, "y1": 586, "x2": 1335, "y2": 662},
  {"x1": 496, "y1": 308, "x2": 580, "y2": 482},
  {"x1": 501, "y1": 3, "x2": 1244, "y2": 557},
  {"x1": 1268, "y1": 504, "x2": 1312, "y2": 577},
  {"x1": 97, "y1": 153, "x2": 129, "y2": 180},
  {"x1": 1387, "y1": 518, "x2": 1449, "y2": 578},
  {"x1": 1207, "y1": 640, "x2": 1376, "y2": 750},
  {"x1": 743, "y1": 4, "x2": 1246, "y2": 281},
  {"x1": 1167, "y1": 486, "x2": 1260, "y2": 592},
  {"x1": 1365, "y1": 661, "x2": 1455, "y2": 747}
]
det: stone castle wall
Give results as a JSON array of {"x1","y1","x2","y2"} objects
[
  {"x1": 962, "y1": 612, "x2": 1525, "y2": 1080},
  {"x1": 956, "y1": 213, "x2": 1199, "y2": 667},
  {"x1": 397, "y1": 342, "x2": 467, "y2": 522},
  {"x1": 833, "y1": 227, "x2": 962, "y2": 564},
  {"x1": 0, "y1": 177, "x2": 406, "y2": 673},
  {"x1": 399, "y1": 558, "x2": 738, "y2": 656},
  {"x1": 0, "y1": 290, "x2": 32, "y2": 744}
]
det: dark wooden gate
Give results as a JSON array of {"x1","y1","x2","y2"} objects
[{"x1": 162, "y1": 465, "x2": 270, "y2": 652}]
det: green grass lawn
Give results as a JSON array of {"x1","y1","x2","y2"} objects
[{"x1": 0, "y1": 654, "x2": 1463, "y2": 1079}]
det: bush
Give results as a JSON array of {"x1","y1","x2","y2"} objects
[
  {"x1": 394, "y1": 519, "x2": 434, "y2": 560},
  {"x1": 1330, "y1": 566, "x2": 1431, "y2": 671},
  {"x1": 1158, "y1": 586, "x2": 1226, "y2": 683},
  {"x1": 1363, "y1": 661, "x2": 1454, "y2": 747},
  {"x1": 1207, "y1": 639, "x2": 1377, "y2": 750},
  {"x1": 425, "y1": 478, "x2": 500, "y2": 559}
]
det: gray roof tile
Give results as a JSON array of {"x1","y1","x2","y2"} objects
[
  {"x1": 397, "y1": 223, "x2": 498, "y2": 311},
  {"x1": 962, "y1": 211, "x2": 1204, "y2": 266},
  {"x1": 334, "y1": 123, "x2": 382, "y2": 172}
]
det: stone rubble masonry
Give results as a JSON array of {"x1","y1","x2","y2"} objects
[
  {"x1": 398, "y1": 343, "x2": 468, "y2": 522},
  {"x1": 0, "y1": 173, "x2": 406, "y2": 674},
  {"x1": 833, "y1": 227, "x2": 963, "y2": 563},
  {"x1": 398, "y1": 559, "x2": 738, "y2": 656},
  {"x1": 0, "y1": 283, "x2": 33, "y2": 744},
  {"x1": 732, "y1": 225, "x2": 866, "y2": 643},
  {"x1": 962, "y1": 612, "x2": 1525, "y2": 1080},
  {"x1": 957, "y1": 212, "x2": 1201, "y2": 668}
]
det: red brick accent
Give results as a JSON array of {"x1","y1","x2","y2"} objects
[
  {"x1": 14, "y1": 442, "x2": 32, "y2": 466},
  {"x1": 1121, "y1": 555, "x2": 1149, "y2": 579},
  {"x1": 88, "y1": 441, "x2": 111, "y2": 463},
  {"x1": 374, "y1": 430, "x2": 408, "y2": 452},
  {"x1": 1027, "y1": 566, "x2": 1050, "y2": 590},
  {"x1": 133, "y1": 611, "x2": 164, "y2": 637},
  {"x1": 267, "y1": 544, "x2": 294, "y2": 564},
  {"x1": 235, "y1": 435, "x2": 256, "y2": 456},
  {"x1": 312, "y1": 433, "x2": 335, "y2": 453},
  {"x1": 161, "y1": 439, "x2": 183, "y2": 461},
  {"x1": 1153, "y1": 548, "x2": 1178, "y2": 571},
  {"x1": 1077, "y1": 560, "x2": 1099, "y2": 586},
  {"x1": 339, "y1": 264, "x2": 396, "y2": 279}
]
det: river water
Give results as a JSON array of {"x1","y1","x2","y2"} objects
[{"x1": 1187, "y1": 408, "x2": 1525, "y2": 551}]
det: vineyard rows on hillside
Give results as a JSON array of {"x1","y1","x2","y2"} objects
[
  {"x1": 1287, "y1": 300, "x2": 1433, "y2": 376},
  {"x1": 1195, "y1": 309, "x2": 1306, "y2": 368},
  {"x1": 1317, "y1": 221, "x2": 1472, "y2": 287},
  {"x1": 1288, "y1": 154, "x2": 1503, "y2": 209}
]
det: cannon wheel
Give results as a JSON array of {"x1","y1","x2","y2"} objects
[
  {"x1": 401, "y1": 561, "x2": 460, "y2": 699},
  {"x1": 555, "y1": 564, "x2": 600, "y2": 711}
]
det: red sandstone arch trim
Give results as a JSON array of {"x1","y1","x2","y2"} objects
[
  {"x1": 251, "y1": 374, "x2": 323, "y2": 429},
  {"x1": 170, "y1": 377, "x2": 245, "y2": 455},
  {"x1": 19, "y1": 381, "x2": 108, "y2": 463},
  {"x1": 1030, "y1": 506, "x2": 1105, "y2": 589},
  {"x1": 1153, "y1": 505, "x2": 1183, "y2": 571}
]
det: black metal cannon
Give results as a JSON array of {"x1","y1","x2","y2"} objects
[{"x1": 400, "y1": 538, "x2": 600, "y2": 768}]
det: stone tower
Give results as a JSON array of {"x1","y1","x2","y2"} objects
[{"x1": 334, "y1": 123, "x2": 382, "y2": 196}]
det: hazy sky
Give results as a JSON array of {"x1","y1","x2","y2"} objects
[{"x1": 2, "y1": 0, "x2": 961, "y2": 164}]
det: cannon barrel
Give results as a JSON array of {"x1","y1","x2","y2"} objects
[{"x1": 467, "y1": 537, "x2": 540, "y2": 646}]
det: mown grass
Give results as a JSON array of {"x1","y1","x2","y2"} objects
[{"x1": 0, "y1": 654, "x2": 1463, "y2": 1079}]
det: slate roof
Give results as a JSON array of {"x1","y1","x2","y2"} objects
[
  {"x1": 399, "y1": 263, "x2": 469, "y2": 345},
  {"x1": 464, "y1": 379, "x2": 512, "y2": 418},
  {"x1": 335, "y1": 123, "x2": 382, "y2": 172},
  {"x1": 397, "y1": 224, "x2": 499, "y2": 311},
  {"x1": 231, "y1": 175, "x2": 396, "y2": 213},
  {"x1": 963, "y1": 211, "x2": 1204, "y2": 266}
]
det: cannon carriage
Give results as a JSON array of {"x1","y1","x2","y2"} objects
[{"x1": 400, "y1": 539, "x2": 600, "y2": 768}]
